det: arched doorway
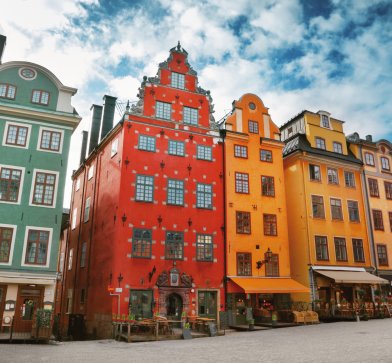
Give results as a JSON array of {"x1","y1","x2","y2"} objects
[{"x1": 166, "y1": 293, "x2": 183, "y2": 320}]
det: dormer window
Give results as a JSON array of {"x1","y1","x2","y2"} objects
[
  {"x1": 0, "y1": 84, "x2": 16, "y2": 100},
  {"x1": 171, "y1": 72, "x2": 185, "y2": 89},
  {"x1": 315, "y1": 137, "x2": 326, "y2": 150},
  {"x1": 319, "y1": 112, "x2": 331, "y2": 128},
  {"x1": 333, "y1": 141, "x2": 343, "y2": 154},
  {"x1": 32, "y1": 90, "x2": 49, "y2": 106}
]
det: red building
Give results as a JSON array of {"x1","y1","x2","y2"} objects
[{"x1": 59, "y1": 43, "x2": 225, "y2": 338}]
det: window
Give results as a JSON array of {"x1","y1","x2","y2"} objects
[
  {"x1": 261, "y1": 176, "x2": 275, "y2": 197},
  {"x1": 196, "y1": 234, "x2": 213, "y2": 261},
  {"x1": 84, "y1": 197, "x2": 91, "y2": 222},
  {"x1": 377, "y1": 245, "x2": 388, "y2": 266},
  {"x1": 390, "y1": 212, "x2": 392, "y2": 232},
  {"x1": 156, "y1": 101, "x2": 172, "y2": 120},
  {"x1": 88, "y1": 165, "x2": 94, "y2": 180},
  {"x1": 265, "y1": 254, "x2": 279, "y2": 277},
  {"x1": 315, "y1": 137, "x2": 326, "y2": 150},
  {"x1": 196, "y1": 183, "x2": 212, "y2": 209},
  {"x1": 0, "y1": 84, "x2": 16, "y2": 99},
  {"x1": 312, "y1": 195, "x2": 325, "y2": 218},
  {"x1": 135, "y1": 175, "x2": 154, "y2": 202},
  {"x1": 168, "y1": 140, "x2": 185, "y2": 156},
  {"x1": 111, "y1": 138, "x2": 118, "y2": 157},
  {"x1": 309, "y1": 164, "x2": 321, "y2": 181},
  {"x1": 197, "y1": 145, "x2": 212, "y2": 161},
  {"x1": 344, "y1": 171, "x2": 355, "y2": 188},
  {"x1": 385, "y1": 182, "x2": 392, "y2": 199},
  {"x1": 321, "y1": 114, "x2": 330, "y2": 128},
  {"x1": 237, "y1": 253, "x2": 251, "y2": 276},
  {"x1": 80, "y1": 289, "x2": 86, "y2": 305},
  {"x1": 171, "y1": 72, "x2": 185, "y2": 89},
  {"x1": 235, "y1": 172, "x2": 249, "y2": 194},
  {"x1": 327, "y1": 168, "x2": 339, "y2": 185},
  {"x1": 347, "y1": 200, "x2": 360, "y2": 222},
  {"x1": 368, "y1": 178, "x2": 379, "y2": 197},
  {"x1": 5, "y1": 124, "x2": 28, "y2": 147},
  {"x1": 234, "y1": 145, "x2": 248, "y2": 158},
  {"x1": 132, "y1": 228, "x2": 152, "y2": 258},
  {"x1": 315, "y1": 236, "x2": 329, "y2": 261},
  {"x1": 31, "y1": 90, "x2": 49, "y2": 105},
  {"x1": 333, "y1": 142, "x2": 343, "y2": 154},
  {"x1": 364, "y1": 152, "x2": 375, "y2": 166},
  {"x1": 0, "y1": 227, "x2": 13, "y2": 263},
  {"x1": 0, "y1": 167, "x2": 22, "y2": 202},
  {"x1": 129, "y1": 290, "x2": 153, "y2": 319},
  {"x1": 75, "y1": 178, "x2": 81, "y2": 191},
  {"x1": 32, "y1": 171, "x2": 56, "y2": 206},
  {"x1": 198, "y1": 291, "x2": 217, "y2": 317},
  {"x1": 80, "y1": 242, "x2": 87, "y2": 268},
  {"x1": 165, "y1": 231, "x2": 184, "y2": 260},
  {"x1": 25, "y1": 229, "x2": 49, "y2": 265},
  {"x1": 183, "y1": 107, "x2": 198, "y2": 125},
  {"x1": 236, "y1": 211, "x2": 251, "y2": 234},
  {"x1": 372, "y1": 210, "x2": 384, "y2": 230},
  {"x1": 138, "y1": 135, "x2": 156, "y2": 152},
  {"x1": 68, "y1": 249, "x2": 73, "y2": 270},
  {"x1": 330, "y1": 198, "x2": 343, "y2": 220},
  {"x1": 260, "y1": 149, "x2": 272, "y2": 162},
  {"x1": 71, "y1": 208, "x2": 77, "y2": 230},
  {"x1": 263, "y1": 214, "x2": 277, "y2": 236},
  {"x1": 248, "y1": 120, "x2": 259, "y2": 134},
  {"x1": 381, "y1": 157, "x2": 390, "y2": 171},
  {"x1": 39, "y1": 129, "x2": 61, "y2": 152},
  {"x1": 352, "y1": 239, "x2": 365, "y2": 262},
  {"x1": 334, "y1": 237, "x2": 347, "y2": 261},
  {"x1": 167, "y1": 179, "x2": 184, "y2": 205}
]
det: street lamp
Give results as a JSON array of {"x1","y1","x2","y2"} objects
[{"x1": 256, "y1": 247, "x2": 273, "y2": 270}]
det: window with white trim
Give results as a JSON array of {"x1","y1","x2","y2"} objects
[
  {"x1": 32, "y1": 172, "x2": 56, "y2": 206},
  {"x1": 344, "y1": 171, "x2": 355, "y2": 188},
  {"x1": 31, "y1": 90, "x2": 49, "y2": 105},
  {"x1": 0, "y1": 84, "x2": 16, "y2": 99},
  {"x1": 84, "y1": 197, "x2": 91, "y2": 223},
  {"x1": 71, "y1": 208, "x2": 77, "y2": 230},
  {"x1": 0, "y1": 226, "x2": 13, "y2": 263},
  {"x1": 333, "y1": 141, "x2": 343, "y2": 154},
  {"x1": 327, "y1": 168, "x2": 339, "y2": 185},
  {"x1": 88, "y1": 165, "x2": 94, "y2": 180},
  {"x1": 0, "y1": 166, "x2": 22, "y2": 203},
  {"x1": 5, "y1": 124, "x2": 28, "y2": 147},
  {"x1": 39, "y1": 129, "x2": 62, "y2": 152},
  {"x1": 111, "y1": 138, "x2": 118, "y2": 157},
  {"x1": 25, "y1": 229, "x2": 50, "y2": 265}
]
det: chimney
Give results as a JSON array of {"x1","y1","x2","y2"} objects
[
  {"x1": 365, "y1": 135, "x2": 373, "y2": 142},
  {"x1": 88, "y1": 104, "x2": 103, "y2": 154},
  {"x1": 0, "y1": 35, "x2": 6, "y2": 64},
  {"x1": 79, "y1": 131, "x2": 88, "y2": 166},
  {"x1": 99, "y1": 95, "x2": 117, "y2": 142}
]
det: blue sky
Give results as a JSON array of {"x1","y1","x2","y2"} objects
[{"x1": 1, "y1": 0, "x2": 391, "y2": 203}]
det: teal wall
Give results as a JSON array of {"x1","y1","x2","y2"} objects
[
  {"x1": 0, "y1": 66, "x2": 59, "y2": 111},
  {"x1": 0, "y1": 64, "x2": 73, "y2": 275}
]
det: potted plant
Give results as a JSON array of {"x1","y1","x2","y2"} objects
[
  {"x1": 247, "y1": 318, "x2": 255, "y2": 331},
  {"x1": 34, "y1": 309, "x2": 53, "y2": 339}
]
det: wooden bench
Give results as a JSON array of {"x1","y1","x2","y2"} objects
[{"x1": 292, "y1": 311, "x2": 305, "y2": 324}]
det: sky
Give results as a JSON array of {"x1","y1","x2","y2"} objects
[{"x1": 1, "y1": 0, "x2": 391, "y2": 206}]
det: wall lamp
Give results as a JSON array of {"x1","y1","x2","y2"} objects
[{"x1": 256, "y1": 247, "x2": 273, "y2": 269}]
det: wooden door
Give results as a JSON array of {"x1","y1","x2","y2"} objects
[
  {"x1": 0, "y1": 285, "x2": 7, "y2": 330},
  {"x1": 14, "y1": 286, "x2": 43, "y2": 333}
]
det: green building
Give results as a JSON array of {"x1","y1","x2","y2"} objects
[{"x1": 0, "y1": 35, "x2": 80, "y2": 333}]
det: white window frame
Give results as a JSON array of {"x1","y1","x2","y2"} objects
[
  {"x1": 75, "y1": 177, "x2": 81, "y2": 191},
  {"x1": 21, "y1": 226, "x2": 53, "y2": 268},
  {"x1": 88, "y1": 164, "x2": 94, "y2": 180},
  {"x1": 71, "y1": 208, "x2": 77, "y2": 230},
  {"x1": 319, "y1": 112, "x2": 331, "y2": 129},
  {"x1": 68, "y1": 248, "x2": 73, "y2": 270},
  {"x1": 0, "y1": 223, "x2": 17, "y2": 266},
  {"x1": 111, "y1": 138, "x2": 119, "y2": 157},
  {"x1": 29, "y1": 169, "x2": 59, "y2": 208},
  {"x1": 2, "y1": 121, "x2": 32, "y2": 149},
  {"x1": 84, "y1": 197, "x2": 91, "y2": 223},
  {"x1": 0, "y1": 164, "x2": 25, "y2": 205},
  {"x1": 37, "y1": 126, "x2": 64, "y2": 154}
]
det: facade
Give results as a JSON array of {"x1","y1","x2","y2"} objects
[
  {"x1": 280, "y1": 110, "x2": 388, "y2": 308},
  {"x1": 61, "y1": 43, "x2": 225, "y2": 338},
  {"x1": 348, "y1": 134, "x2": 392, "y2": 293},
  {"x1": 0, "y1": 37, "x2": 80, "y2": 333},
  {"x1": 222, "y1": 94, "x2": 308, "y2": 325}
]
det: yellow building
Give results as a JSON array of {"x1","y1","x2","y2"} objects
[
  {"x1": 348, "y1": 134, "x2": 392, "y2": 293},
  {"x1": 222, "y1": 94, "x2": 308, "y2": 325},
  {"x1": 280, "y1": 110, "x2": 388, "y2": 311}
]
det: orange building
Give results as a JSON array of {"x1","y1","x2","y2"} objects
[
  {"x1": 348, "y1": 134, "x2": 392, "y2": 293},
  {"x1": 280, "y1": 110, "x2": 388, "y2": 310},
  {"x1": 222, "y1": 94, "x2": 308, "y2": 325}
]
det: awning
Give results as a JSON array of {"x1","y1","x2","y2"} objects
[
  {"x1": 315, "y1": 270, "x2": 389, "y2": 284},
  {"x1": 229, "y1": 277, "x2": 309, "y2": 294}
]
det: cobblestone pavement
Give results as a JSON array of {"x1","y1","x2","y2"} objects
[{"x1": 1, "y1": 319, "x2": 391, "y2": 363}]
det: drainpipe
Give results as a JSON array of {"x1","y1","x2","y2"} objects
[{"x1": 221, "y1": 130, "x2": 228, "y2": 312}]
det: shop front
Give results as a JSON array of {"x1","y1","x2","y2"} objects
[
  {"x1": 311, "y1": 266, "x2": 389, "y2": 319},
  {"x1": 227, "y1": 277, "x2": 309, "y2": 325}
]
